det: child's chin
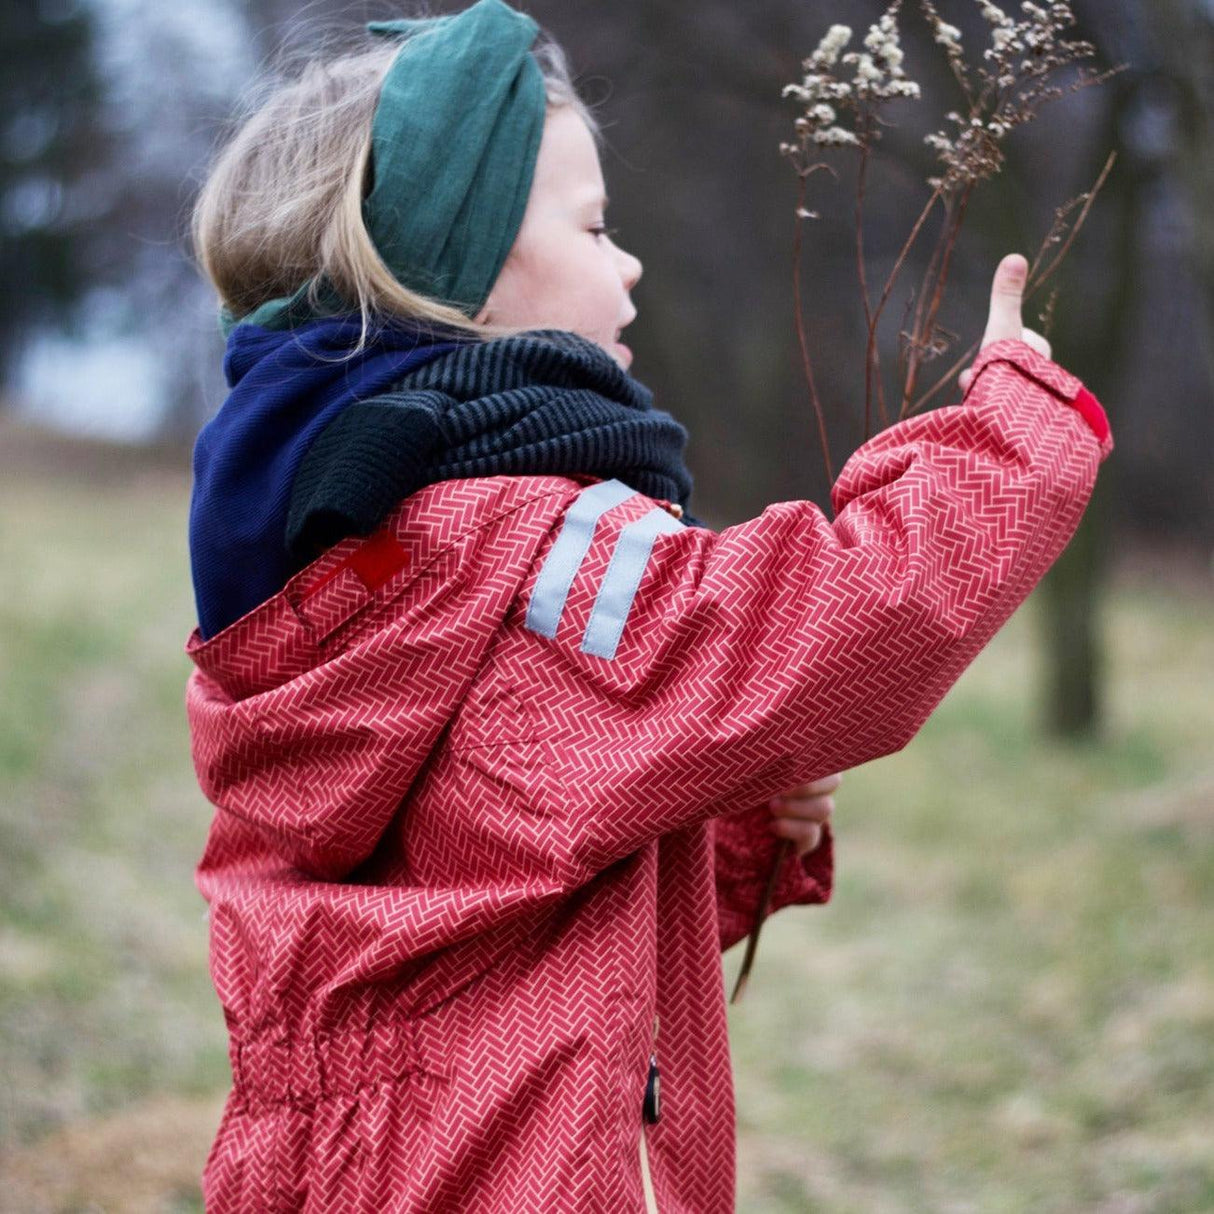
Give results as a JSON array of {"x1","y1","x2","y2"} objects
[{"x1": 609, "y1": 341, "x2": 633, "y2": 371}]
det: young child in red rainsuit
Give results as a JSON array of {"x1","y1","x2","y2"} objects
[{"x1": 183, "y1": 3, "x2": 1113, "y2": 1210}]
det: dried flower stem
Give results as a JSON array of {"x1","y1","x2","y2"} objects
[
  {"x1": 903, "y1": 199, "x2": 956, "y2": 400},
  {"x1": 751, "y1": 2, "x2": 1122, "y2": 1002},
  {"x1": 793, "y1": 167, "x2": 837, "y2": 484},
  {"x1": 728, "y1": 837, "x2": 793, "y2": 1004},
  {"x1": 864, "y1": 183, "x2": 946, "y2": 427},
  {"x1": 857, "y1": 130, "x2": 875, "y2": 439},
  {"x1": 905, "y1": 150, "x2": 1117, "y2": 416},
  {"x1": 902, "y1": 182, "x2": 974, "y2": 413},
  {"x1": 855, "y1": 113, "x2": 890, "y2": 438}
]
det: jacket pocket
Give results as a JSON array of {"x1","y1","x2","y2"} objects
[{"x1": 454, "y1": 736, "x2": 566, "y2": 820}]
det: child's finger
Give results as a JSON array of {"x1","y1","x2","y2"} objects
[
  {"x1": 769, "y1": 794, "x2": 835, "y2": 824},
  {"x1": 959, "y1": 260, "x2": 1036, "y2": 398},
  {"x1": 959, "y1": 253, "x2": 1028, "y2": 398},
  {"x1": 1020, "y1": 326, "x2": 1052, "y2": 361},
  {"x1": 981, "y1": 253, "x2": 1028, "y2": 348},
  {"x1": 779, "y1": 773, "x2": 842, "y2": 799},
  {"x1": 769, "y1": 817, "x2": 824, "y2": 855}
]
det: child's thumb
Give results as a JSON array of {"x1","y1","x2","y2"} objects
[{"x1": 981, "y1": 253, "x2": 1028, "y2": 349}]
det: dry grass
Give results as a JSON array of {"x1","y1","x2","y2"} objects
[
  {"x1": 0, "y1": 1096, "x2": 223, "y2": 1214},
  {"x1": 1, "y1": 427, "x2": 1210, "y2": 1211},
  {"x1": 728, "y1": 572, "x2": 1214, "y2": 1212}
]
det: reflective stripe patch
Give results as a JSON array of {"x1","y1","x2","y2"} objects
[
  {"x1": 525, "y1": 479, "x2": 637, "y2": 639},
  {"x1": 581, "y1": 507, "x2": 685, "y2": 660}
]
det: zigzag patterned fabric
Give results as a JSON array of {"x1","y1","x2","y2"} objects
[{"x1": 185, "y1": 338, "x2": 1112, "y2": 1212}]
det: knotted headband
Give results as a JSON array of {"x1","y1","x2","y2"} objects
[
  {"x1": 220, "y1": 0, "x2": 546, "y2": 334},
  {"x1": 365, "y1": 0, "x2": 546, "y2": 315}
]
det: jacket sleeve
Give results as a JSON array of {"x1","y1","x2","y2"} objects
[
  {"x1": 712, "y1": 806, "x2": 835, "y2": 953},
  {"x1": 505, "y1": 338, "x2": 1113, "y2": 890}
]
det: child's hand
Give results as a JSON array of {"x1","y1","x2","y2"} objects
[
  {"x1": 958, "y1": 253, "x2": 1052, "y2": 394},
  {"x1": 768, "y1": 773, "x2": 841, "y2": 856}
]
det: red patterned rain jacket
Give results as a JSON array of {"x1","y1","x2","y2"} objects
[{"x1": 185, "y1": 339, "x2": 1112, "y2": 1212}]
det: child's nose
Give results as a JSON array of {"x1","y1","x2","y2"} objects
[{"x1": 619, "y1": 248, "x2": 642, "y2": 291}]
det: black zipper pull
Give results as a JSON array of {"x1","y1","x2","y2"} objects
[{"x1": 643, "y1": 1052, "x2": 661, "y2": 1124}]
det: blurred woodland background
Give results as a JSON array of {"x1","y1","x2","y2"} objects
[{"x1": 1, "y1": 1, "x2": 1211, "y2": 1210}]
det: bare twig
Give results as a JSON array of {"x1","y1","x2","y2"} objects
[
  {"x1": 792, "y1": 168, "x2": 838, "y2": 484},
  {"x1": 906, "y1": 152, "x2": 1117, "y2": 415},
  {"x1": 1026, "y1": 150, "x2": 1118, "y2": 299},
  {"x1": 728, "y1": 838, "x2": 793, "y2": 1004},
  {"x1": 902, "y1": 182, "x2": 974, "y2": 414},
  {"x1": 1039, "y1": 286, "x2": 1060, "y2": 341},
  {"x1": 906, "y1": 337, "x2": 981, "y2": 416}
]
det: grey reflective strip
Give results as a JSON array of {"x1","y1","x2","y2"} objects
[
  {"x1": 581, "y1": 507, "x2": 686, "y2": 660},
  {"x1": 525, "y1": 479, "x2": 637, "y2": 638}
]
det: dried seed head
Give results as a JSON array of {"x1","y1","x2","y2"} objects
[
  {"x1": 932, "y1": 21, "x2": 964, "y2": 52},
  {"x1": 810, "y1": 24, "x2": 853, "y2": 68},
  {"x1": 814, "y1": 126, "x2": 861, "y2": 146},
  {"x1": 917, "y1": 0, "x2": 1108, "y2": 195},
  {"x1": 979, "y1": 1, "x2": 1016, "y2": 28},
  {"x1": 779, "y1": 1, "x2": 920, "y2": 169}
]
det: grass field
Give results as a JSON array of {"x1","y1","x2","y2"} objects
[{"x1": 1, "y1": 452, "x2": 1211, "y2": 1212}]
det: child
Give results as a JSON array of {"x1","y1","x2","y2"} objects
[{"x1": 183, "y1": 2, "x2": 1113, "y2": 1210}]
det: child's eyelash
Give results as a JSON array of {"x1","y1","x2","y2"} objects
[{"x1": 591, "y1": 225, "x2": 621, "y2": 240}]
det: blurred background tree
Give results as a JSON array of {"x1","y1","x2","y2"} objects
[
  {"x1": 1028, "y1": 0, "x2": 1214, "y2": 735},
  {"x1": 1, "y1": 0, "x2": 1210, "y2": 679},
  {"x1": 0, "y1": 0, "x2": 110, "y2": 384},
  {"x1": 2, "y1": 4, "x2": 1212, "y2": 1207}
]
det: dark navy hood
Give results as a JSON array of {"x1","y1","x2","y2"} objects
[{"x1": 188, "y1": 315, "x2": 462, "y2": 639}]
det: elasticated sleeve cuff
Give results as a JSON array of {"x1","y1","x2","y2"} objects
[{"x1": 964, "y1": 338, "x2": 1113, "y2": 458}]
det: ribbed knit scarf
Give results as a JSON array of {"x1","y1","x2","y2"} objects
[
  {"x1": 190, "y1": 317, "x2": 700, "y2": 640},
  {"x1": 287, "y1": 327, "x2": 702, "y2": 565}
]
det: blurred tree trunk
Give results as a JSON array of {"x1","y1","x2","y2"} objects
[
  {"x1": 1034, "y1": 124, "x2": 1131, "y2": 739},
  {"x1": 1035, "y1": 0, "x2": 1163, "y2": 738},
  {"x1": 1037, "y1": 467, "x2": 1114, "y2": 737},
  {"x1": 1154, "y1": 0, "x2": 1214, "y2": 356},
  {"x1": 0, "y1": 2, "x2": 109, "y2": 387}
]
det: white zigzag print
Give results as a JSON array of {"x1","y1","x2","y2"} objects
[{"x1": 184, "y1": 338, "x2": 1112, "y2": 1211}]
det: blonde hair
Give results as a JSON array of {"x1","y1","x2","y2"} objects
[{"x1": 191, "y1": 16, "x2": 600, "y2": 343}]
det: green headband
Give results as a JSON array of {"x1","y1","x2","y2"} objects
[
  {"x1": 365, "y1": 0, "x2": 546, "y2": 315},
  {"x1": 220, "y1": 0, "x2": 546, "y2": 335}
]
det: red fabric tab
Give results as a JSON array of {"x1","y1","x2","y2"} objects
[
  {"x1": 291, "y1": 531, "x2": 410, "y2": 645},
  {"x1": 299, "y1": 530, "x2": 409, "y2": 604},
  {"x1": 345, "y1": 530, "x2": 410, "y2": 592},
  {"x1": 1069, "y1": 385, "x2": 1111, "y2": 444}
]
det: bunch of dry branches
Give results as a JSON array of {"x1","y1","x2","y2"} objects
[
  {"x1": 779, "y1": 0, "x2": 1120, "y2": 464},
  {"x1": 730, "y1": 0, "x2": 1121, "y2": 1004}
]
